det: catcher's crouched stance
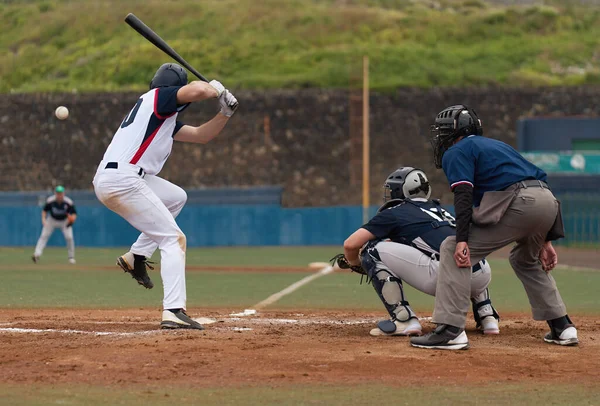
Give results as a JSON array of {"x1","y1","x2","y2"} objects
[{"x1": 333, "y1": 168, "x2": 499, "y2": 338}]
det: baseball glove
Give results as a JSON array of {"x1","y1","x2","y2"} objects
[
  {"x1": 66, "y1": 214, "x2": 76, "y2": 228},
  {"x1": 330, "y1": 253, "x2": 367, "y2": 276}
]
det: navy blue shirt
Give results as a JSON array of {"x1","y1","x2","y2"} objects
[
  {"x1": 155, "y1": 86, "x2": 187, "y2": 136},
  {"x1": 44, "y1": 196, "x2": 76, "y2": 221},
  {"x1": 362, "y1": 199, "x2": 455, "y2": 255},
  {"x1": 442, "y1": 136, "x2": 547, "y2": 207}
]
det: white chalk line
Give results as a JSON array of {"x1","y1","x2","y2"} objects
[
  {"x1": 252, "y1": 265, "x2": 335, "y2": 310},
  {"x1": 0, "y1": 316, "x2": 435, "y2": 336},
  {"x1": 0, "y1": 327, "x2": 159, "y2": 337}
]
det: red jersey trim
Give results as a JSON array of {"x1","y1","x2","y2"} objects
[
  {"x1": 450, "y1": 180, "x2": 474, "y2": 190},
  {"x1": 129, "y1": 123, "x2": 164, "y2": 165}
]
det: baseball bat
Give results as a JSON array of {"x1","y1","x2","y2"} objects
[{"x1": 124, "y1": 13, "x2": 209, "y2": 82}]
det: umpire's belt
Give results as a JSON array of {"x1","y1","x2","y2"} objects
[
  {"x1": 432, "y1": 253, "x2": 486, "y2": 273},
  {"x1": 105, "y1": 162, "x2": 145, "y2": 177},
  {"x1": 504, "y1": 179, "x2": 549, "y2": 191}
]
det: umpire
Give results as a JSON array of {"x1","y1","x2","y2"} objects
[{"x1": 410, "y1": 105, "x2": 577, "y2": 350}]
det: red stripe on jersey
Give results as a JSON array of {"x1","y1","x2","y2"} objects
[
  {"x1": 129, "y1": 122, "x2": 164, "y2": 165},
  {"x1": 153, "y1": 88, "x2": 177, "y2": 120},
  {"x1": 450, "y1": 180, "x2": 474, "y2": 190}
]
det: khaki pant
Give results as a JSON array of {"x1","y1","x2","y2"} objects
[
  {"x1": 375, "y1": 241, "x2": 491, "y2": 298},
  {"x1": 433, "y1": 186, "x2": 567, "y2": 328}
]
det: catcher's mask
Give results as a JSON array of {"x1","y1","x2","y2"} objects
[
  {"x1": 430, "y1": 104, "x2": 483, "y2": 168},
  {"x1": 150, "y1": 63, "x2": 188, "y2": 89},
  {"x1": 383, "y1": 167, "x2": 431, "y2": 202}
]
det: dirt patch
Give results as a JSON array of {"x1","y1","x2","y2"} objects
[{"x1": 0, "y1": 308, "x2": 598, "y2": 388}]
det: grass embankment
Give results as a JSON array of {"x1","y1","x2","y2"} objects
[{"x1": 2, "y1": 0, "x2": 600, "y2": 92}]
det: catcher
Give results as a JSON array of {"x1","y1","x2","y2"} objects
[{"x1": 333, "y1": 167, "x2": 499, "y2": 337}]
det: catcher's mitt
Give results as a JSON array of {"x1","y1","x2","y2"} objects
[{"x1": 330, "y1": 253, "x2": 367, "y2": 275}]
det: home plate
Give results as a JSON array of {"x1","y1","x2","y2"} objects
[{"x1": 194, "y1": 317, "x2": 219, "y2": 325}]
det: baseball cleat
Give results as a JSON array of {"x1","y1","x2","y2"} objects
[
  {"x1": 479, "y1": 316, "x2": 500, "y2": 335},
  {"x1": 370, "y1": 318, "x2": 422, "y2": 337},
  {"x1": 31, "y1": 255, "x2": 39, "y2": 264},
  {"x1": 410, "y1": 324, "x2": 469, "y2": 350},
  {"x1": 68, "y1": 258, "x2": 76, "y2": 264},
  {"x1": 117, "y1": 252, "x2": 154, "y2": 289},
  {"x1": 161, "y1": 310, "x2": 204, "y2": 330},
  {"x1": 544, "y1": 325, "x2": 579, "y2": 346}
]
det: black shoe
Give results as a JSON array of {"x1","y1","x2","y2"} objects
[
  {"x1": 161, "y1": 310, "x2": 204, "y2": 330},
  {"x1": 116, "y1": 253, "x2": 154, "y2": 289},
  {"x1": 410, "y1": 324, "x2": 469, "y2": 350},
  {"x1": 31, "y1": 255, "x2": 39, "y2": 264}
]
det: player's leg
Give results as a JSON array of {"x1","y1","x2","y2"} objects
[
  {"x1": 60, "y1": 221, "x2": 76, "y2": 264},
  {"x1": 377, "y1": 241, "x2": 499, "y2": 334},
  {"x1": 94, "y1": 173, "x2": 201, "y2": 329},
  {"x1": 412, "y1": 225, "x2": 517, "y2": 349},
  {"x1": 119, "y1": 175, "x2": 187, "y2": 266},
  {"x1": 470, "y1": 262, "x2": 500, "y2": 334},
  {"x1": 360, "y1": 241, "x2": 423, "y2": 336},
  {"x1": 33, "y1": 218, "x2": 58, "y2": 262},
  {"x1": 506, "y1": 188, "x2": 575, "y2": 345}
]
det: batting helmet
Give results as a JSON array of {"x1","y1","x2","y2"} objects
[
  {"x1": 383, "y1": 167, "x2": 431, "y2": 202},
  {"x1": 430, "y1": 105, "x2": 483, "y2": 168},
  {"x1": 150, "y1": 63, "x2": 188, "y2": 89}
]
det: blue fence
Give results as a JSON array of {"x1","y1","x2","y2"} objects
[
  {"x1": 0, "y1": 203, "x2": 375, "y2": 247},
  {"x1": 0, "y1": 189, "x2": 597, "y2": 248}
]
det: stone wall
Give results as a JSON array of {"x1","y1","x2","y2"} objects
[{"x1": 2, "y1": 86, "x2": 600, "y2": 207}]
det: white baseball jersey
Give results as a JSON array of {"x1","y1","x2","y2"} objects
[{"x1": 102, "y1": 87, "x2": 187, "y2": 175}]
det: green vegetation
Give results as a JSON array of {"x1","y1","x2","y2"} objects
[
  {"x1": 0, "y1": 247, "x2": 598, "y2": 313},
  {"x1": 1, "y1": 383, "x2": 599, "y2": 406},
  {"x1": 2, "y1": 0, "x2": 600, "y2": 92}
]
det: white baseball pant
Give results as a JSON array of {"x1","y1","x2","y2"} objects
[
  {"x1": 374, "y1": 241, "x2": 491, "y2": 298},
  {"x1": 93, "y1": 162, "x2": 188, "y2": 310},
  {"x1": 34, "y1": 217, "x2": 75, "y2": 259}
]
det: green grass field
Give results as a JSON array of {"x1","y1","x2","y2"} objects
[
  {"x1": 1, "y1": 246, "x2": 599, "y2": 405},
  {"x1": 3, "y1": 0, "x2": 600, "y2": 92},
  {"x1": 1, "y1": 246, "x2": 599, "y2": 313}
]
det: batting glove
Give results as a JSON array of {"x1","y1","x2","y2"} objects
[
  {"x1": 219, "y1": 90, "x2": 239, "y2": 117},
  {"x1": 209, "y1": 80, "x2": 225, "y2": 97}
]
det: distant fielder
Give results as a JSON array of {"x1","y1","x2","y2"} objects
[
  {"x1": 32, "y1": 185, "x2": 77, "y2": 264},
  {"x1": 334, "y1": 168, "x2": 499, "y2": 337},
  {"x1": 93, "y1": 63, "x2": 238, "y2": 330}
]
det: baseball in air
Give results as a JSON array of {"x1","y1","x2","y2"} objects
[{"x1": 55, "y1": 106, "x2": 69, "y2": 120}]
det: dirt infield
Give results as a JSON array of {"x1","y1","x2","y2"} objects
[{"x1": 0, "y1": 309, "x2": 598, "y2": 388}]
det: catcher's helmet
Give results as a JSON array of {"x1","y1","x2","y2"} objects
[
  {"x1": 383, "y1": 167, "x2": 431, "y2": 202},
  {"x1": 430, "y1": 105, "x2": 483, "y2": 168},
  {"x1": 150, "y1": 63, "x2": 188, "y2": 89}
]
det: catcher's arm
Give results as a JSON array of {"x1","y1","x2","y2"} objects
[{"x1": 343, "y1": 228, "x2": 376, "y2": 265}]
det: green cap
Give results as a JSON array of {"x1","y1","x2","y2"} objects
[{"x1": 55, "y1": 185, "x2": 65, "y2": 193}]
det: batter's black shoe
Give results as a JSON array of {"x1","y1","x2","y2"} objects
[
  {"x1": 116, "y1": 252, "x2": 154, "y2": 289},
  {"x1": 161, "y1": 310, "x2": 204, "y2": 330},
  {"x1": 31, "y1": 255, "x2": 39, "y2": 264},
  {"x1": 410, "y1": 324, "x2": 469, "y2": 350},
  {"x1": 544, "y1": 325, "x2": 579, "y2": 346}
]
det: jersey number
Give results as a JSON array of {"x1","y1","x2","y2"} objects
[
  {"x1": 420, "y1": 207, "x2": 456, "y2": 226},
  {"x1": 120, "y1": 98, "x2": 143, "y2": 128}
]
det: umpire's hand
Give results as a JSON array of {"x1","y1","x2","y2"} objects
[{"x1": 454, "y1": 242, "x2": 471, "y2": 268}]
